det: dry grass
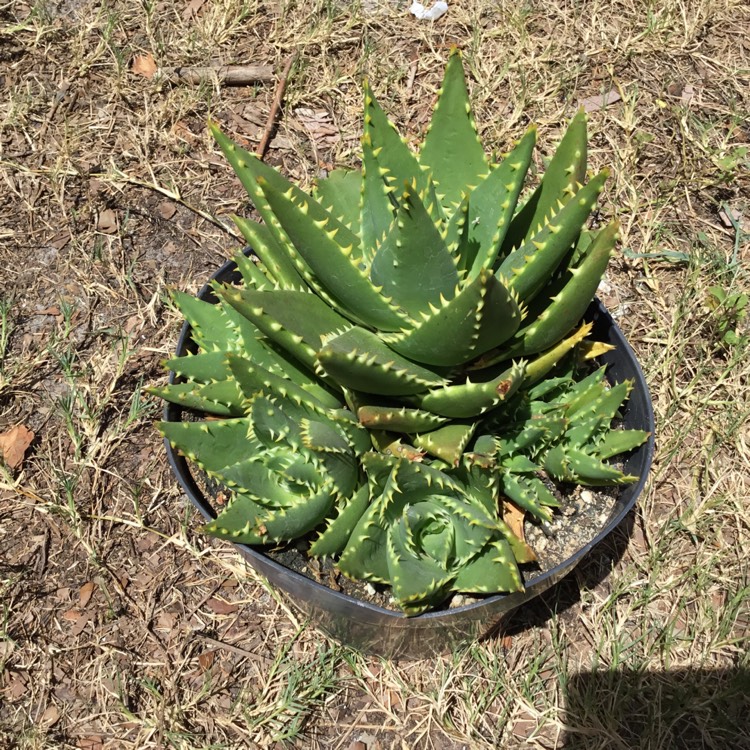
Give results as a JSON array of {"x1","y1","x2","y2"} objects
[{"x1": 1, "y1": 0, "x2": 749, "y2": 747}]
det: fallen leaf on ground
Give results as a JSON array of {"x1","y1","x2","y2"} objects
[
  {"x1": 171, "y1": 120, "x2": 198, "y2": 143},
  {"x1": 40, "y1": 703, "x2": 61, "y2": 727},
  {"x1": 198, "y1": 651, "x2": 215, "y2": 671},
  {"x1": 79, "y1": 581, "x2": 96, "y2": 608},
  {"x1": 294, "y1": 108, "x2": 340, "y2": 148},
  {"x1": 666, "y1": 81, "x2": 696, "y2": 104},
  {"x1": 49, "y1": 231, "x2": 71, "y2": 250},
  {"x1": 578, "y1": 90, "x2": 622, "y2": 112},
  {"x1": 132, "y1": 53, "x2": 157, "y2": 78},
  {"x1": 158, "y1": 201, "x2": 177, "y2": 220},
  {"x1": 511, "y1": 715, "x2": 538, "y2": 740},
  {"x1": 124, "y1": 314, "x2": 141, "y2": 333},
  {"x1": 97, "y1": 208, "x2": 117, "y2": 233},
  {"x1": 206, "y1": 597, "x2": 238, "y2": 615},
  {"x1": 681, "y1": 83, "x2": 695, "y2": 104},
  {"x1": 0, "y1": 424, "x2": 35, "y2": 470},
  {"x1": 5, "y1": 673, "x2": 29, "y2": 700},
  {"x1": 156, "y1": 611, "x2": 177, "y2": 632},
  {"x1": 77, "y1": 736, "x2": 103, "y2": 750},
  {"x1": 70, "y1": 611, "x2": 90, "y2": 636},
  {"x1": 241, "y1": 103, "x2": 267, "y2": 126},
  {"x1": 182, "y1": 0, "x2": 207, "y2": 19},
  {"x1": 719, "y1": 205, "x2": 746, "y2": 231},
  {"x1": 352, "y1": 734, "x2": 382, "y2": 750}
]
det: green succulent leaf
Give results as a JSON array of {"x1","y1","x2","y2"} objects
[
  {"x1": 369, "y1": 179, "x2": 459, "y2": 318},
  {"x1": 357, "y1": 404, "x2": 448, "y2": 432},
  {"x1": 420, "y1": 50, "x2": 489, "y2": 210},
  {"x1": 338, "y1": 502, "x2": 391, "y2": 584},
  {"x1": 504, "y1": 108, "x2": 588, "y2": 250},
  {"x1": 256, "y1": 175, "x2": 409, "y2": 331},
  {"x1": 501, "y1": 472, "x2": 553, "y2": 522},
  {"x1": 545, "y1": 445, "x2": 638, "y2": 485},
  {"x1": 232, "y1": 250, "x2": 274, "y2": 291},
  {"x1": 170, "y1": 291, "x2": 239, "y2": 354},
  {"x1": 309, "y1": 484, "x2": 371, "y2": 558},
  {"x1": 387, "y1": 511, "x2": 456, "y2": 617},
  {"x1": 313, "y1": 168, "x2": 363, "y2": 232},
  {"x1": 511, "y1": 221, "x2": 619, "y2": 356},
  {"x1": 149, "y1": 380, "x2": 245, "y2": 417},
  {"x1": 362, "y1": 80, "x2": 430, "y2": 203},
  {"x1": 202, "y1": 479, "x2": 335, "y2": 544},
  {"x1": 414, "y1": 421, "x2": 477, "y2": 465},
  {"x1": 417, "y1": 360, "x2": 526, "y2": 418},
  {"x1": 227, "y1": 353, "x2": 337, "y2": 411},
  {"x1": 595, "y1": 428, "x2": 649, "y2": 459},
  {"x1": 383, "y1": 270, "x2": 523, "y2": 367},
  {"x1": 497, "y1": 170, "x2": 609, "y2": 305},
  {"x1": 164, "y1": 351, "x2": 233, "y2": 384},
  {"x1": 464, "y1": 126, "x2": 537, "y2": 277},
  {"x1": 360, "y1": 128, "x2": 395, "y2": 259},
  {"x1": 158, "y1": 418, "x2": 256, "y2": 471},
  {"x1": 452, "y1": 539, "x2": 524, "y2": 594},
  {"x1": 218, "y1": 286, "x2": 350, "y2": 374},
  {"x1": 317, "y1": 326, "x2": 449, "y2": 396},
  {"x1": 232, "y1": 216, "x2": 306, "y2": 291}
]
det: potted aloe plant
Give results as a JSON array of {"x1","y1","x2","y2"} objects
[{"x1": 153, "y1": 52, "x2": 654, "y2": 658}]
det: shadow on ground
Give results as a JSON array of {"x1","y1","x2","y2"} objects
[
  {"x1": 493, "y1": 509, "x2": 637, "y2": 639},
  {"x1": 561, "y1": 667, "x2": 750, "y2": 749}
]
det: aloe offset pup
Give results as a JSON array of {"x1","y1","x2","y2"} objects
[{"x1": 153, "y1": 52, "x2": 648, "y2": 616}]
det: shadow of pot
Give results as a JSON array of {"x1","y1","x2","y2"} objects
[{"x1": 162, "y1": 255, "x2": 655, "y2": 660}]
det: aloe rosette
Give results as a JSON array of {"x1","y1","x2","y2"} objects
[{"x1": 153, "y1": 51, "x2": 648, "y2": 615}]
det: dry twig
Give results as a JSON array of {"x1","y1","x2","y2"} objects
[
  {"x1": 257, "y1": 55, "x2": 296, "y2": 159},
  {"x1": 160, "y1": 64, "x2": 275, "y2": 86}
]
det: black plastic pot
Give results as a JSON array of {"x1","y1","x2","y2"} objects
[{"x1": 163, "y1": 256, "x2": 655, "y2": 659}]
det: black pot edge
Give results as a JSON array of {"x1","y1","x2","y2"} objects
[{"x1": 162, "y1": 255, "x2": 655, "y2": 657}]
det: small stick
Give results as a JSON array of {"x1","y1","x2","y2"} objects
[
  {"x1": 198, "y1": 633, "x2": 272, "y2": 663},
  {"x1": 257, "y1": 55, "x2": 296, "y2": 159},
  {"x1": 160, "y1": 64, "x2": 275, "y2": 85},
  {"x1": 405, "y1": 57, "x2": 418, "y2": 96},
  {"x1": 37, "y1": 80, "x2": 71, "y2": 143}
]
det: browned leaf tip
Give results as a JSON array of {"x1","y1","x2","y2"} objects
[
  {"x1": 0, "y1": 424, "x2": 35, "y2": 470},
  {"x1": 502, "y1": 501, "x2": 525, "y2": 539}
]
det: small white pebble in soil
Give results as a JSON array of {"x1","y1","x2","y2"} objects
[
  {"x1": 598, "y1": 512, "x2": 610, "y2": 524},
  {"x1": 581, "y1": 490, "x2": 594, "y2": 503},
  {"x1": 365, "y1": 583, "x2": 377, "y2": 596}
]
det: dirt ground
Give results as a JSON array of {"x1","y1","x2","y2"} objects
[{"x1": 1, "y1": 0, "x2": 749, "y2": 748}]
